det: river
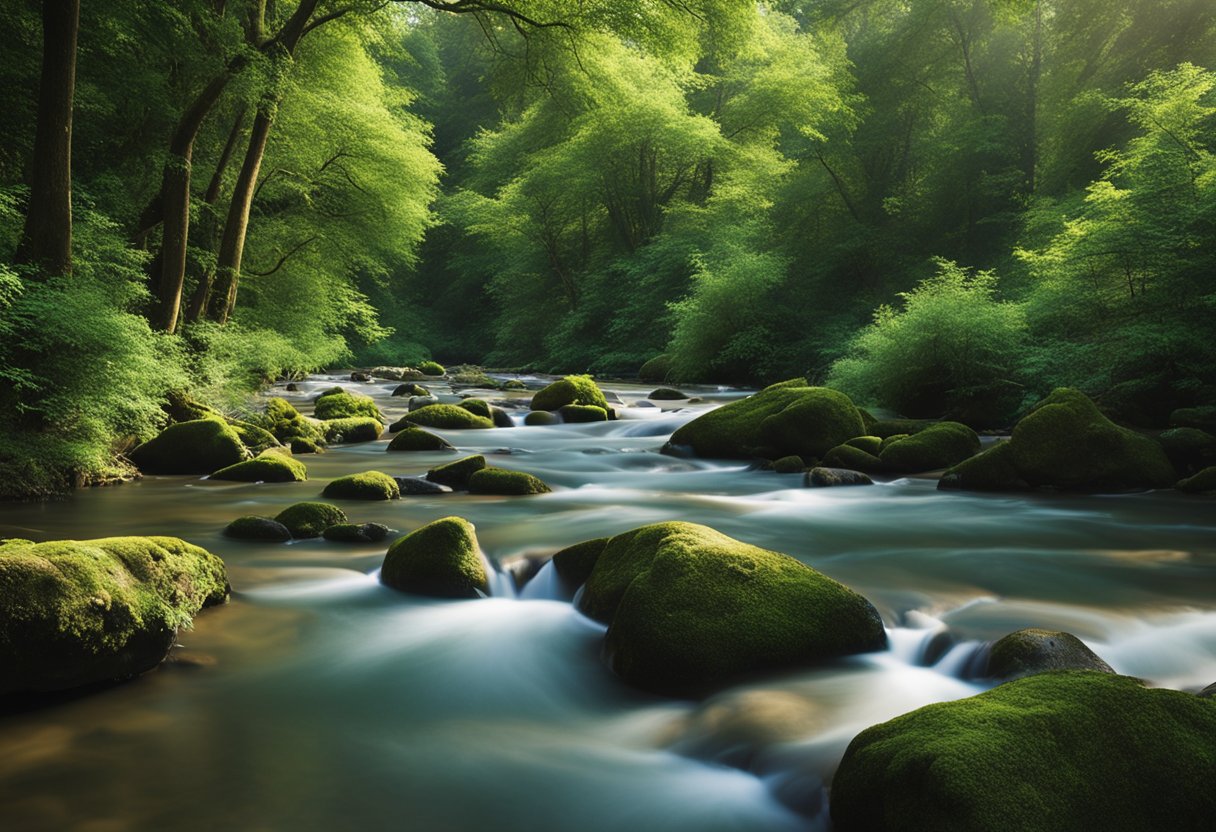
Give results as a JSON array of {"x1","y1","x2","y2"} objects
[{"x1": 2, "y1": 374, "x2": 1214, "y2": 831}]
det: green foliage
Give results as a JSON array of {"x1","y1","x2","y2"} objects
[{"x1": 828, "y1": 260, "x2": 1027, "y2": 425}]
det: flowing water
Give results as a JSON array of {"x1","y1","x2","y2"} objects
[{"x1": 1, "y1": 375, "x2": 1214, "y2": 831}]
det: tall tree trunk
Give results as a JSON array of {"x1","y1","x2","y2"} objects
[
  {"x1": 210, "y1": 105, "x2": 273, "y2": 323},
  {"x1": 209, "y1": 0, "x2": 321, "y2": 323},
  {"x1": 1022, "y1": 0, "x2": 1042, "y2": 193},
  {"x1": 184, "y1": 107, "x2": 247, "y2": 324},
  {"x1": 15, "y1": 0, "x2": 80, "y2": 278}
]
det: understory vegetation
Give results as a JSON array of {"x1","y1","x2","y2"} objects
[{"x1": 1, "y1": 0, "x2": 1214, "y2": 496}]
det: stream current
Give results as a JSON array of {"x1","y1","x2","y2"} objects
[{"x1": 1, "y1": 374, "x2": 1214, "y2": 831}]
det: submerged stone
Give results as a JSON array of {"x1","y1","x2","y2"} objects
[
  {"x1": 0, "y1": 536, "x2": 229, "y2": 694},
  {"x1": 831, "y1": 672, "x2": 1216, "y2": 832},
  {"x1": 380, "y1": 516, "x2": 489, "y2": 599}
]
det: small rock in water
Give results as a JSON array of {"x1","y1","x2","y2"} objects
[
  {"x1": 986, "y1": 628, "x2": 1114, "y2": 680},
  {"x1": 805, "y1": 467, "x2": 873, "y2": 487},
  {"x1": 350, "y1": 371, "x2": 371, "y2": 382},
  {"x1": 634, "y1": 400, "x2": 657, "y2": 408},
  {"x1": 323, "y1": 522, "x2": 391, "y2": 543},
  {"x1": 393, "y1": 476, "x2": 453, "y2": 495},
  {"x1": 648, "y1": 387, "x2": 687, "y2": 400},
  {"x1": 285, "y1": 382, "x2": 298, "y2": 392}
]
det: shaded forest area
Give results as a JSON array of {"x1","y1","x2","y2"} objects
[{"x1": 1, "y1": 0, "x2": 1214, "y2": 498}]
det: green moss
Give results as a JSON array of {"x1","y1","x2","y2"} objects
[
  {"x1": 274, "y1": 502, "x2": 347, "y2": 538},
  {"x1": 228, "y1": 420, "x2": 281, "y2": 455},
  {"x1": 387, "y1": 427, "x2": 454, "y2": 452},
  {"x1": 259, "y1": 398, "x2": 326, "y2": 448},
  {"x1": 879, "y1": 433, "x2": 910, "y2": 451},
  {"x1": 845, "y1": 436, "x2": 883, "y2": 455},
  {"x1": 0, "y1": 536, "x2": 229, "y2": 693},
  {"x1": 211, "y1": 451, "x2": 307, "y2": 482},
  {"x1": 290, "y1": 437, "x2": 324, "y2": 454},
  {"x1": 450, "y1": 370, "x2": 496, "y2": 387},
  {"x1": 987, "y1": 628, "x2": 1114, "y2": 680},
  {"x1": 531, "y1": 375, "x2": 610, "y2": 412},
  {"x1": 502, "y1": 379, "x2": 527, "y2": 391},
  {"x1": 939, "y1": 441, "x2": 1027, "y2": 491},
  {"x1": 322, "y1": 417, "x2": 383, "y2": 444},
  {"x1": 639, "y1": 354, "x2": 673, "y2": 383},
  {"x1": 392, "y1": 382, "x2": 431, "y2": 398},
  {"x1": 1157, "y1": 427, "x2": 1216, "y2": 475},
  {"x1": 467, "y1": 467, "x2": 552, "y2": 495},
  {"x1": 649, "y1": 387, "x2": 687, "y2": 401},
  {"x1": 584, "y1": 522, "x2": 886, "y2": 694},
  {"x1": 1169, "y1": 405, "x2": 1216, "y2": 432},
  {"x1": 1177, "y1": 466, "x2": 1216, "y2": 494},
  {"x1": 459, "y1": 398, "x2": 492, "y2": 419},
  {"x1": 772, "y1": 455, "x2": 806, "y2": 474},
  {"x1": 380, "y1": 516, "x2": 490, "y2": 598},
  {"x1": 418, "y1": 360, "x2": 446, "y2": 376},
  {"x1": 322, "y1": 522, "x2": 390, "y2": 543},
  {"x1": 831, "y1": 672, "x2": 1216, "y2": 832},
  {"x1": 559, "y1": 404, "x2": 608, "y2": 423},
  {"x1": 668, "y1": 380, "x2": 865, "y2": 460},
  {"x1": 426, "y1": 455, "x2": 486, "y2": 488},
  {"x1": 1010, "y1": 389, "x2": 1177, "y2": 491},
  {"x1": 128, "y1": 418, "x2": 249, "y2": 475},
  {"x1": 322, "y1": 471, "x2": 400, "y2": 500},
  {"x1": 396, "y1": 404, "x2": 494, "y2": 430},
  {"x1": 552, "y1": 538, "x2": 609, "y2": 586},
  {"x1": 164, "y1": 391, "x2": 223, "y2": 424},
  {"x1": 822, "y1": 444, "x2": 882, "y2": 472},
  {"x1": 313, "y1": 390, "x2": 382, "y2": 422},
  {"x1": 223, "y1": 515, "x2": 292, "y2": 542},
  {"x1": 525, "y1": 410, "x2": 559, "y2": 426},
  {"x1": 869, "y1": 419, "x2": 935, "y2": 439},
  {"x1": 879, "y1": 421, "x2": 980, "y2": 473}
]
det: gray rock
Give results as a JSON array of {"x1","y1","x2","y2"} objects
[
  {"x1": 322, "y1": 522, "x2": 391, "y2": 543},
  {"x1": 987, "y1": 628, "x2": 1115, "y2": 680},
  {"x1": 393, "y1": 476, "x2": 453, "y2": 495},
  {"x1": 408, "y1": 395, "x2": 440, "y2": 411},
  {"x1": 805, "y1": 467, "x2": 874, "y2": 487}
]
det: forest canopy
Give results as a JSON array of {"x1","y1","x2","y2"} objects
[{"x1": 1, "y1": 0, "x2": 1214, "y2": 497}]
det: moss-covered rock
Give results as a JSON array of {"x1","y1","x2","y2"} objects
[
  {"x1": 879, "y1": 433, "x2": 910, "y2": 451},
  {"x1": 459, "y1": 398, "x2": 492, "y2": 419},
  {"x1": 649, "y1": 387, "x2": 687, "y2": 401},
  {"x1": 259, "y1": 397, "x2": 326, "y2": 448},
  {"x1": 322, "y1": 471, "x2": 400, "y2": 501},
  {"x1": 128, "y1": 418, "x2": 249, "y2": 475},
  {"x1": 1169, "y1": 405, "x2": 1216, "y2": 433},
  {"x1": 552, "y1": 538, "x2": 609, "y2": 586},
  {"x1": 313, "y1": 390, "x2": 381, "y2": 422},
  {"x1": 490, "y1": 407, "x2": 514, "y2": 428},
  {"x1": 450, "y1": 370, "x2": 496, "y2": 387},
  {"x1": 228, "y1": 421, "x2": 281, "y2": 455},
  {"x1": 987, "y1": 628, "x2": 1114, "y2": 680},
  {"x1": 223, "y1": 515, "x2": 292, "y2": 542},
  {"x1": 831, "y1": 672, "x2": 1216, "y2": 832},
  {"x1": 391, "y1": 382, "x2": 430, "y2": 398},
  {"x1": 668, "y1": 380, "x2": 865, "y2": 461},
  {"x1": 290, "y1": 437, "x2": 324, "y2": 455},
  {"x1": 380, "y1": 516, "x2": 490, "y2": 598},
  {"x1": 525, "y1": 410, "x2": 559, "y2": 426},
  {"x1": 805, "y1": 467, "x2": 874, "y2": 487},
  {"x1": 942, "y1": 389, "x2": 1175, "y2": 493},
  {"x1": 322, "y1": 417, "x2": 383, "y2": 444},
  {"x1": 822, "y1": 444, "x2": 882, "y2": 472},
  {"x1": 387, "y1": 427, "x2": 454, "y2": 452},
  {"x1": 322, "y1": 522, "x2": 390, "y2": 543},
  {"x1": 274, "y1": 502, "x2": 347, "y2": 538},
  {"x1": 580, "y1": 522, "x2": 886, "y2": 694},
  {"x1": 845, "y1": 435, "x2": 883, "y2": 456},
  {"x1": 211, "y1": 451, "x2": 308, "y2": 482},
  {"x1": 426, "y1": 455, "x2": 486, "y2": 489},
  {"x1": 467, "y1": 467, "x2": 552, "y2": 495},
  {"x1": 0, "y1": 536, "x2": 229, "y2": 694},
  {"x1": 531, "y1": 375, "x2": 609, "y2": 412},
  {"x1": 1157, "y1": 427, "x2": 1216, "y2": 476},
  {"x1": 394, "y1": 404, "x2": 494, "y2": 431},
  {"x1": 502, "y1": 379, "x2": 527, "y2": 391},
  {"x1": 772, "y1": 455, "x2": 807, "y2": 474},
  {"x1": 558, "y1": 404, "x2": 608, "y2": 423},
  {"x1": 868, "y1": 418, "x2": 936, "y2": 439},
  {"x1": 639, "y1": 354, "x2": 673, "y2": 383},
  {"x1": 418, "y1": 360, "x2": 445, "y2": 376},
  {"x1": 1177, "y1": 466, "x2": 1216, "y2": 494},
  {"x1": 878, "y1": 422, "x2": 980, "y2": 473}
]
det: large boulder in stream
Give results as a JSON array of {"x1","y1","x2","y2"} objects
[
  {"x1": 578, "y1": 522, "x2": 886, "y2": 695},
  {"x1": 940, "y1": 388, "x2": 1176, "y2": 493},
  {"x1": 380, "y1": 516, "x2": 490, "y2": 598},
  {"x1": 667, "y1": 379, "x2": 866, "y2": 461},
  {"x1": 387, "y1": 427, "x2": 454, "y2": 452},
  {"x1": 530, "y1": 375, "x2": 609, "y2": 412},
  {"x1": 313, "y1": 390, "x2": 381, "y2": 422},
  {"x1": 210, "y1": 450, "x2": 308, "y2": 482},
  {"x1": 128, "y1": 418, "x2": 249, "y2": 475},
  {"x1": 0, "y1": 536, "x2": 229, "y2": 694},
  {"x1": 878, "y1": 422, "x2": 980, "y2": 472},
  {"x1": 258, "y1": 397, "x2": 326, "y2": 449},
  {"x1": 987, "y1": 628, "x2": 1114, "y2": 680},
  {"x1": 831, "y1": 672, "x2": 1216, "y2": 832},
  {"x1": 392, "y1": 404, "x2": 493, "y2": 431},
  {"x1": 274, "y1": 502, "x2": 347, "y2": 538},
  {"x1": 323, "y1": 471, "x2": 400, "y2": 500},
  {"x1": 321, "y1": 417, "x2": 383, "y2": 444}
]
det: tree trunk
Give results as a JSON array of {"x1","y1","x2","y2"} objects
[
  {"x1": 210, "y1": 105, "x2": 273, "y2": 323},
  {"x1": 184, "y1": 108, "x2": 247, "y2": 324},
  {"x1": 1022, "y1": 0, "x2": 1042, "y2": 193},
  {"x1": 15, "y1": 0, "x2": 80, "y2": 278}
]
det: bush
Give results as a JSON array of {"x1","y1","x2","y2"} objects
[{"x1": 827, "y1": 260, "x2": 1027, "y2": 427}]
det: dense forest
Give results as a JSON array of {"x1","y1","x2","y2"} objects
[{"x1": 2, "y1": 0, "x2": 1214, "y2": 499}]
